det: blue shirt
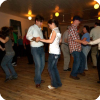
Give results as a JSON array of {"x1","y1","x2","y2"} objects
[
  {"x1": 81, "y1": 33, "x2": 90, "y2": 42},
  {"x1": 81, "y1": 33, "x2": 90, "y2": 47}
]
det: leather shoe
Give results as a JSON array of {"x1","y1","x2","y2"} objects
[
  {"x1": 41, "y1": 80, "x2": 45, "y2": 83},
  {"x1": 36, "y1": 84, "x2": 40, "y2": 88},
  {"x1": 63, "y1": 68, "x2": 71, "y2": 71},
  {"x1": 79, "y1": 72, "x2": 85, "y2": 76},
  {"x1": 70, "y1": 75, "x2": 80, "y2": 80}
]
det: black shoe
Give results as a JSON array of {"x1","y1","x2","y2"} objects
[
  {"x1": 93, "y1": 66, "x2": 97, "y2": 68},
  {"x1": 70, "y1": 75, "x2": 80, "y2": 80},
  {"x1": 97, "y1": 81, "x2": 100, "y2": 83},
  {"x1": 5, "y1": 77, "x2": 12, "y2": 82},
  {"x1": 64, "y1": 68, "x2": 71, "y2": 71},
  {"x1": 12, "y1": 76, "x2": 18, "y2": 80},
  {"x1": 27, "y1": 63, "x2": 33, "y2": 64}
]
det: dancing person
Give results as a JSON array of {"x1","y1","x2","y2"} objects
[
  {"x1": 26, "y1": 15, "x2": 45, "y2": 88},
  {"x1": 90, "y1": 22, "x2": 100, "y2": 68},
  {"x1": 68, "y1": 15, "x2": 86, "y2": 80},
  {"x1": 81, "y1": 25, "x2": 91, "y2": 70},
  {"x1": 61, "y1": 27, "x2": 71, "y2": 71},
  {"x1": 0, "y1": 27, "x2": 17, "y2": 82},
  {"x1": 39, "y1": 19, "x2": 62, "y2": 89},
  {"x1": 84, "y1": 38, "x2": 100, "y2": 83},
  {"x1": 23, "y1": 31, "x2": 33, "y2": 64}
]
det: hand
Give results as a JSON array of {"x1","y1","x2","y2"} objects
[
  {"x1": 82, "y1": 41, "x2": 89, "y2": 45},
  {"x1": 36, "y1": 37, "x2": 40, "y2": 42}
]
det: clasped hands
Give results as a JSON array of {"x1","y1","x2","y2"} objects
[{"x1": 36, "y1": 37, "x2": 41, "y2": 42}]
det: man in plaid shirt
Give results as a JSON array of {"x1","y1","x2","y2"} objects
[{"x1": 68, "y1": 16, "x2": 86, "y2": 80}]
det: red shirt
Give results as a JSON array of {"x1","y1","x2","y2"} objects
[
  {"x1": 23, "y1": 34, "x2": 30, "y2": 45},
  {"x1": 68, "y1": 24, "x2": 81, "y2": 53}
]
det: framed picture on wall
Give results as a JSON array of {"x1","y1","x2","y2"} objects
[{"x1": 10, "y1": 19, "x2": 22, "y2": 37}]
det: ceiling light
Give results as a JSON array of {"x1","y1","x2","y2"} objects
[
  {"x1": 94, "y1": 3, "x2": 99, "y2": 9},
  {"x1": 55, "y1": 12, "x2": 59, "y2": 17},
  {"x1": 71, "y1": 21, "x2": 73, "y2": 24},
  {"x1": 28, "y1": 16, "x2": 32, "y2": 20},
  {"x1": 28, "y1": 10, "x2": 32, "y2": 15},
  {"x1": 94, "y1": 0, "x2": 100, "y2": 5},
  {"x1": 98, "y1": 17, "x2": 100, "y2": 20}
]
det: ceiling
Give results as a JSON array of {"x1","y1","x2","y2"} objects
[{"x1": 0, "y1": 0, "x2": 100, "y2": 25}]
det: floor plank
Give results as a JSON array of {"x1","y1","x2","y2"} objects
[{"x1": 0, "y1": 54, "x2": 100, "y2": 100}]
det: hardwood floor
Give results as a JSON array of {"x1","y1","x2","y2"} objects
[{"x1": 0, "y1": 54, "x2": 100, "y2": 100}]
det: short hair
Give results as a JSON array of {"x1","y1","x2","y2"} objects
[
  {"x1": 48, "y1": 19, "x2": 59, "y2": 27},
  {"x1": 95, "y1": 22, "x2": 100, "y2": 26},
  {"x1": 73, "y1": 15, "x2": 82, "y2": 21},
  {"x1": 84, "y1": 25, "x2": 90, "y2": 33},
  {"x1": 35, "y1": 15, "x2": 44, "y2": 22}
]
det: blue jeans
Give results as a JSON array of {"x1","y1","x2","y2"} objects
[
  {"x1": 48, "y1": 54, "x2": 62, "y2": 88},
  {"x1": 31, "y1": 46, "x2": 45, "y2": 84},
  {"x1": 82, "y1": 46, "x2": 91, "y2": 70},
  {"x1": 1, "y1": 52, "x2": 17, "y2": 79},
  {"x1": 71, "y1": 51, "x2": 85, "y2": 77}
]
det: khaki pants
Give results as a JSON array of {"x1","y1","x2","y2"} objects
[
  {"x1": 61, "y1": 44, "x2": 70, "y2": 70},
  {"x1": 91, "y1": 45, "x2": 98, "y2": 66}
]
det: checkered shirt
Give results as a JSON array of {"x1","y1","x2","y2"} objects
[{"x1": 68, "y1": 24, "x2": 81, "y2": 53}]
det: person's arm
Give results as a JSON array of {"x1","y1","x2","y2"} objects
[
  {"x1": 0, "y1": 45, "x2": 5, "y2": 51},
  {"x1": 40, "y1": 31, "x2": 56, "y2": 43},
  {"x1": 0, "y1": 37, "x2": 9, "y2": 43},
  {"x1": 74, "y1": 39, "x2": 84, "y2": 44},
  {"x1": 89, "y1": 38, "x2": 100, "y2": 45}
]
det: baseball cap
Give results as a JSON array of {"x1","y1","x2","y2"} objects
[{"x1": 73, "y1": 15, "x2": 82, "y2": 21}]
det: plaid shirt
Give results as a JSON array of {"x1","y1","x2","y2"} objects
[{"x1": 68, "y1": 24, "x2": 81, "y2": 53}]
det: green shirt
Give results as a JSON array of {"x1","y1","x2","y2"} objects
[{"x1": 13, "y1": 32, "x2": 17, "y2": 43}]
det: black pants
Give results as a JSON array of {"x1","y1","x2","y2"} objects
[
  {"x1": 12, "y1": 43, "x2": 18, "y2": 63},
  {"x1": 26, "y1": 45, "x2": 33, "y2": 64},
  {"x1": 18, "y1": 45, "x2": 24, "y2": 57},
  {"x1": 97, "y1": 50, "x2": 100, "y2": 80},
  {"x1": 0, "y1": 50, "x2": 5, "y2": 64}
]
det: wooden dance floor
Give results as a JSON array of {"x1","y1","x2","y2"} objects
[{"x1": 0, "y1": 54, "x2": 100, "y2": 100}]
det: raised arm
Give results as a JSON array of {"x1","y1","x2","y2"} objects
[{"x1": 0, "y1": 37, "x2": 9, "y2": 43}]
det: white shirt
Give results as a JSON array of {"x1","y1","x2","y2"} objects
[
  {"x1": 89, "y1": 38, "x2": 100, "y2": 50},
  {"x1": 90, "y1": 26, "x2": 100, "y2": 40},
  {"x1": 49, "y1": 27, "x2": 61, "y2": 54},
  {"x1": 26, "y1": 24, "x2": 44, "y2": 47}
]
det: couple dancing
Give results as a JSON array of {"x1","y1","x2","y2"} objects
[{"x1": 26, "y1": 15, "x2": 62, "y2": 89}]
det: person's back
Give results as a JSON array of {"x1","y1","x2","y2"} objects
[
  {"x1": 90, "y1": 26, "x2": 100, "y2": 40},
  {"x1": 5, "y1": 36, "x2": 14, "y2": 53}
]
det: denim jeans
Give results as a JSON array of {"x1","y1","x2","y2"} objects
[
  {"x1": 1, "y1": 52, "x2": 17, "y2": 79},
  {"x1": 48, "y1": 54, "x2": 62, "y2": 88},
  {"x1": 82, "y1": 46, "x2": 91, "y2": 70},
  {"x1": 31, "y1": 46, "x2": 45, "y2": 84},
  {"x1": 71, "y1": 51, "x2": 85, "y2": 77}
]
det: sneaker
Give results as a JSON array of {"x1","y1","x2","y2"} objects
[
  {"x1": 12, "y1": 63, "x2": 17, "y2": 66},
  {"x1": 48, "y1": 85, "x2": 55, "y2": 89},
  {"x1": 12, "y1": 62, "x2": 16, "y2": 65}
]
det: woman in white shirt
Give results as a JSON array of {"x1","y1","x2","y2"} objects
[
  {"x1": 85, "y1": 38, "x2": 100, "y2": 83},
  {"x1": 40, "y1": 19, "x2": 62, "y2": 89}
]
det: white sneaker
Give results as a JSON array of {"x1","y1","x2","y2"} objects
[{"x1": 48, "y1": 85, "x2": 55, "y2": 89}]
